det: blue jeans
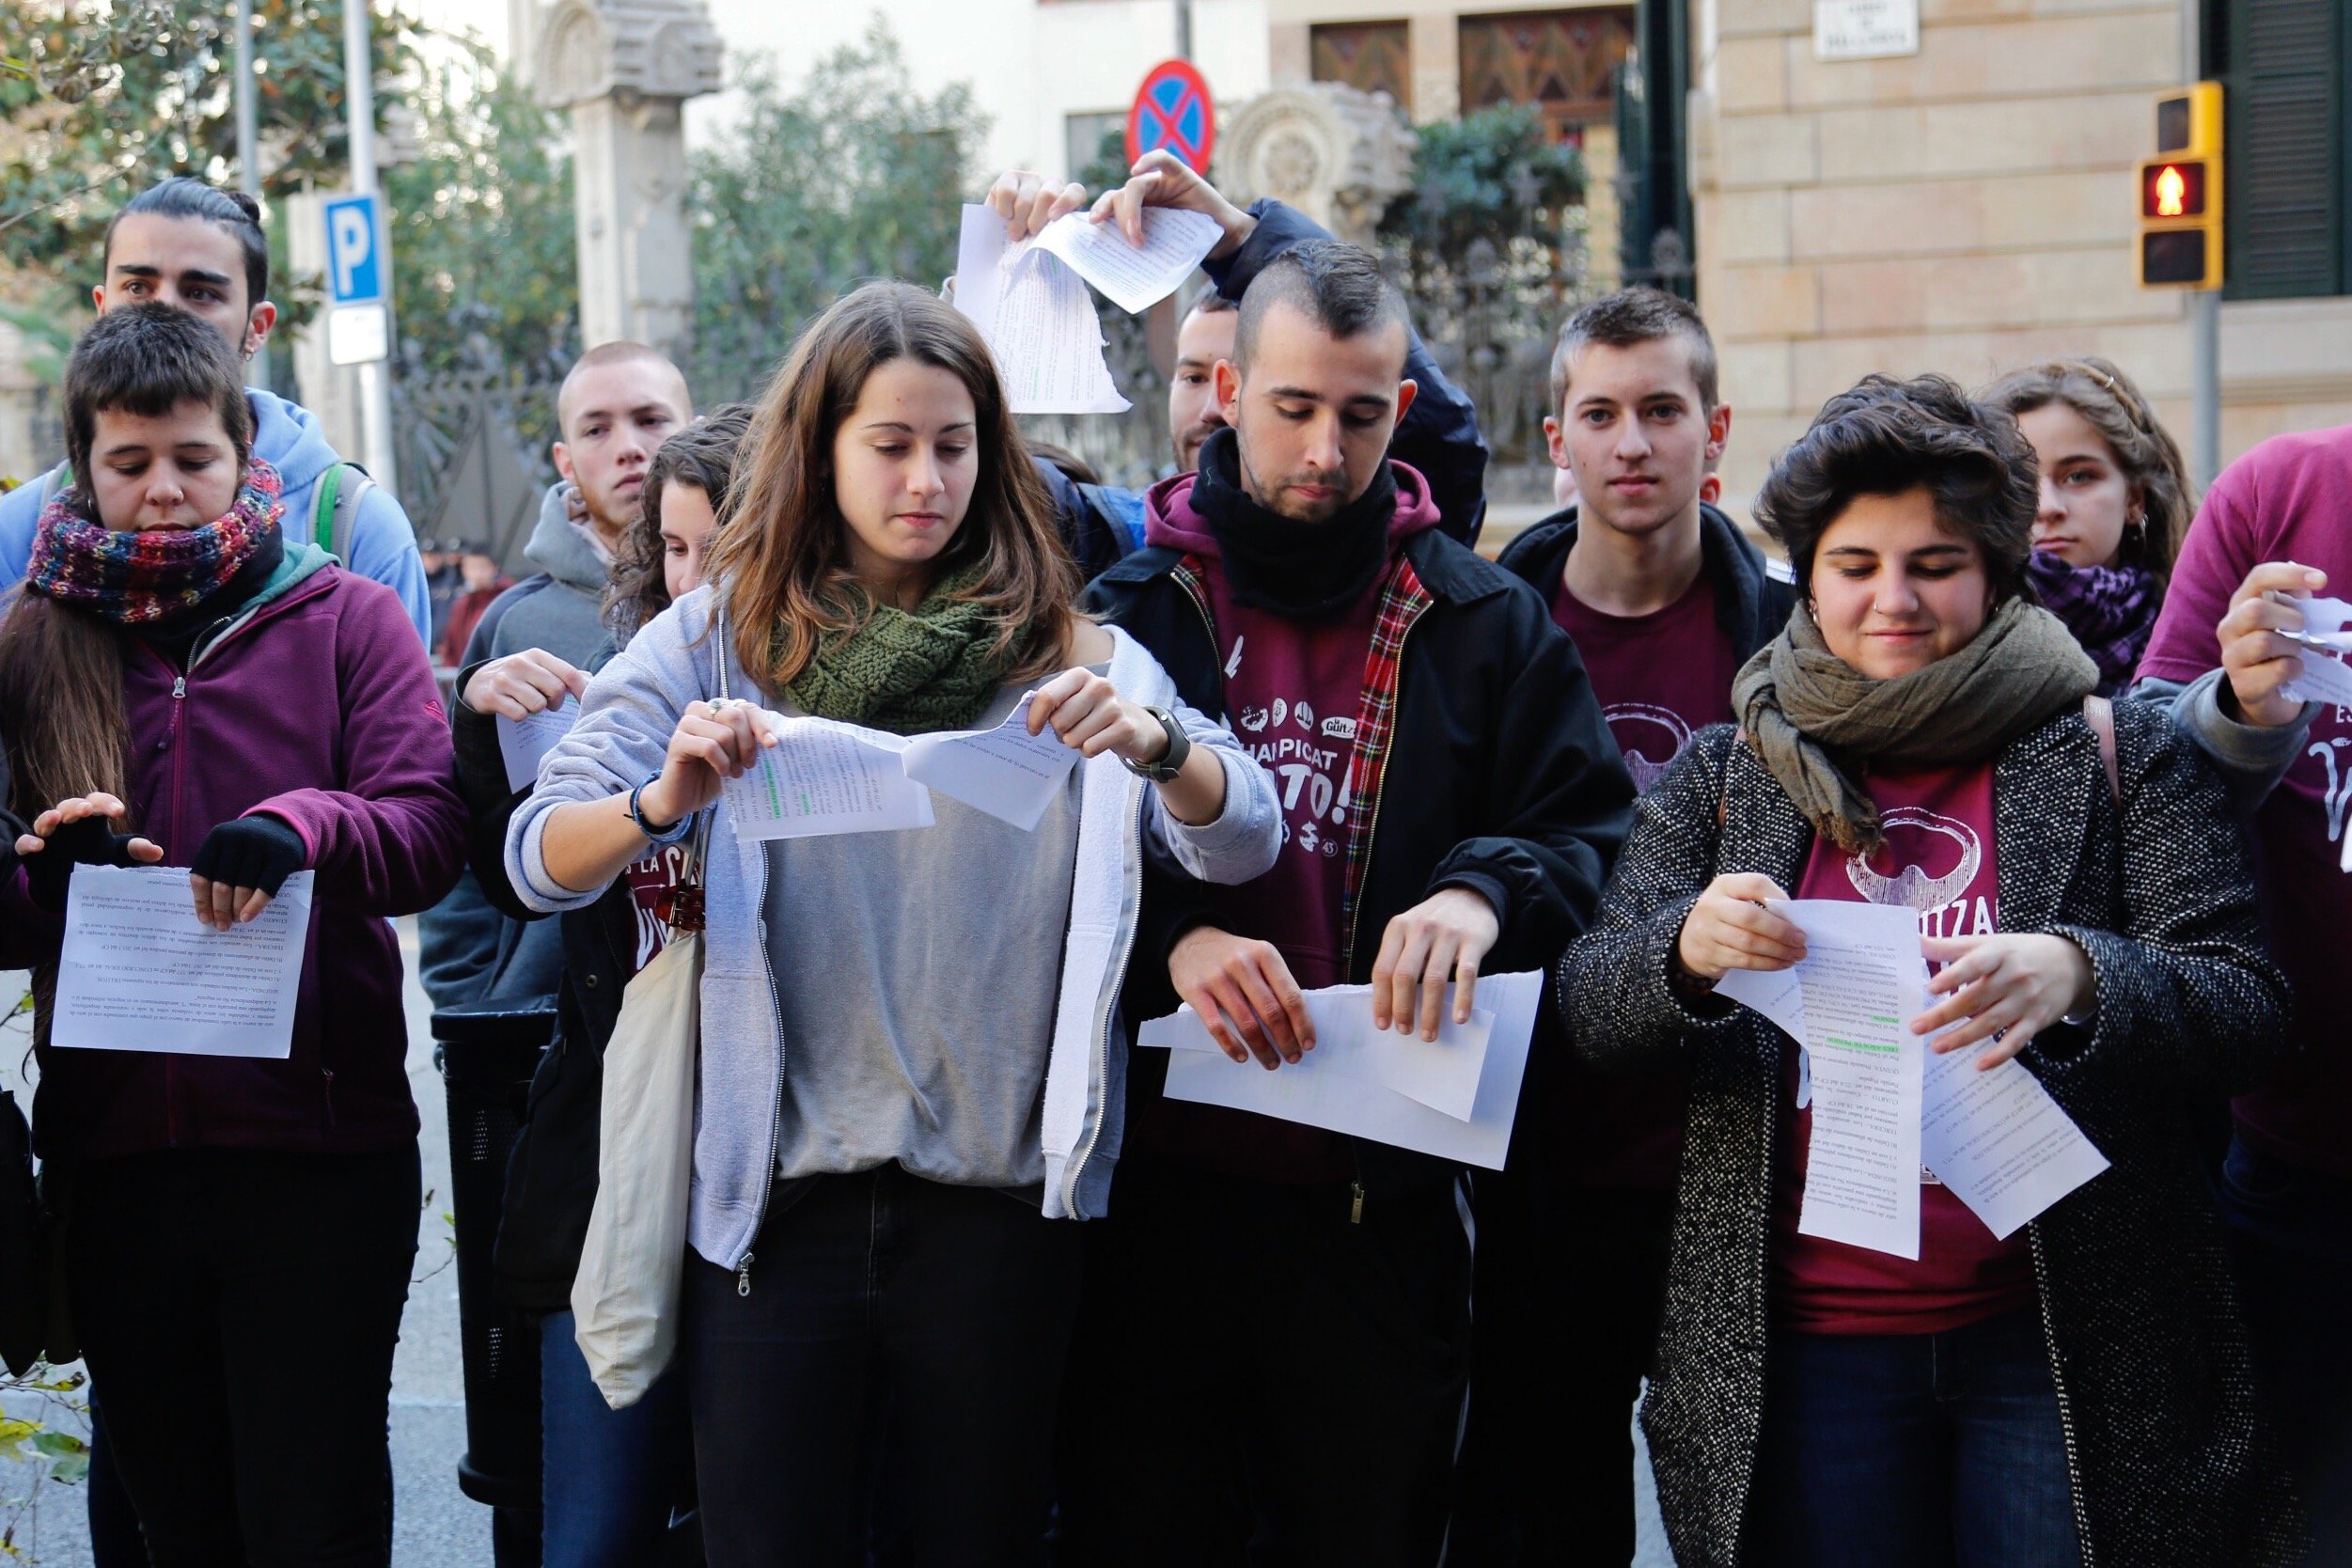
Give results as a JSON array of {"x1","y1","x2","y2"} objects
[
  {"x1": 2215, "y1": 1134, "x2": 2352, "y2": 1560},
  {"x1": 540, "y1": 1309, "x2": 694, "y2": 1568},
  {"x1": 1750, "y1": 1309, "x2": 2083, "y2": 1568}
]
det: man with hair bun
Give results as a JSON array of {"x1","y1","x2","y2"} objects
[{"x1": 1072, "y1": 239, "x2": 1633, "y2": 1564}]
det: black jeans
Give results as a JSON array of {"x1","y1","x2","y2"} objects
[
  {"x1": 683, "y1": 1167, "x2": 1080, "y2": 1568},
  {"x1": 65, "y1": 1144, "x2": 421, "y2": 1568},
  {"x1": 1056, "y1": 1161, "x2": 1473, "y2": 1568},
  {"x1": 1453, "y1": 1182, "x2": 1674, "y2": 1568}
]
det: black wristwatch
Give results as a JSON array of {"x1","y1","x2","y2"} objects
[{"x1": 1121, "y1": 705, "x2": 1191, "y2": 784}]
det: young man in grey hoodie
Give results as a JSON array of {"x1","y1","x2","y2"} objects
[{"x1": 417, "y1": 342, "x2": 693, "y2": 1011}]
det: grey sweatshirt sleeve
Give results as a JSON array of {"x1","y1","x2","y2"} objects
[
  {"x1": 1138, "y1": 698, "x2": 1282, "y2": 886},
  {"x1": 2128, "y1": 667, "x2": 2313, "y2": 818}
]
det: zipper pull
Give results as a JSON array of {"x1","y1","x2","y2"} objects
[
  {"x1": 1350, "y1": 1182, "x2": 1365, "y2": 1225},
  {"x1": 736, "y1": 1252, "x2": 755, "y2": 1297},
  {"x1": 172, "y1": 676, "x2": 186, "y2": 700}
]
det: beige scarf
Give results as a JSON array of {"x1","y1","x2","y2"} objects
[{"x1": 1731, "y1": 597, "x2": 2098, "y2": 855}]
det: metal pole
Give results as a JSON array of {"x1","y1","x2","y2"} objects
[
  {"x1": 2183, "y1": 0, "x2": 2219, "y2": 490},
  {"x1": 233, "y1": 0, "x2": 269, "y2": 390},
  {"x1": 2191, "y1": 290, "x2": 2220, "y2": 490},
  {"x1": 343, "y1": 0, "x2": 399, "y2": 497},
  {"x1": 1176, "y1": 0, "x2": 1192, "y2": 60}
]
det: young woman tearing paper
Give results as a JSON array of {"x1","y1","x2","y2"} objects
[
  {"x1": 1556, "y1": 374, "x2": 2300, "y2": 1568},
  {"x1": 508, "y1": 281, "x2": 1278, "y2": 1563}
]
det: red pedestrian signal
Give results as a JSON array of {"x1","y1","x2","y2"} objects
[
  {"x1": 2136, "y1": 85, "x2": 2223, "y2": 290},
  {"x1": 2140, "y1": 161, "x2": 2206, "y2": 221}
]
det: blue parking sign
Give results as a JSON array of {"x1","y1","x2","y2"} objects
[{"x1": 323, "y1": 193, "x2": 384, "y2": 306}]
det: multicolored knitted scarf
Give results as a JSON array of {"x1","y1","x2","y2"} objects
[
  {"x1": 26, "y1": 460, "x2": 282, "y2": 625},
  {"x1": 2024, "y1": 546, "x2": 2158, "y2": 698}
]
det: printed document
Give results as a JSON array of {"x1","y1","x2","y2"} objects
[
  {"x1": 2281, "y1": 595, "x2": 2352, "y2": 712},
  {"x1": 725, "y1": 713, "x2": 934, "y2": 840},
  {"x1": 953, "y1": 206, "x2": 1129, "y2": 415},
  {"x1": 1717, "y1": 899, "x2": 2108, "y2": 1256},
  {"x1": 1149, "y1": 971, "x2": 1543, "y2": 1168},
  {"x1": 499, "y1": 699, "x2": 577, "y2": 792},
  {"x1": 1143, "y1": 985, "x2": 1492, "y2": 1120},
  {"x1": 1029, "y1": 207, "x2": 1223, "y2": 315},
  {"x1": 900, "y1": 694, "x2": 1082, "y2": 832},
  {"x1": 52, "y1": 865, "x2": 315, "y2": 1059}
]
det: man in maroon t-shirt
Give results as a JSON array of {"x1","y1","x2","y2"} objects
[
  {"x1": 2133, "y1": 423, "x2": 2352, "y2": 1554},
  {"x1": 1072, "y1": 243, "x2": 1631, "y2": 1565},
  {"x1": 1476, "y1": 290, "x2": 1793, "y2": 1567}
]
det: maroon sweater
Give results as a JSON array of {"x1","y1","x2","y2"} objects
[{"x1": 2, "y1": 563, "x2": 466, "y2": 1161}]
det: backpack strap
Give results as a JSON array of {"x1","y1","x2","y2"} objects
[
  {"x1": 310, "y1": 463, "x2": 374, "y2": 563},
  {"x1": 37, "y1": 463, "x2": 66, "y2": 511},
  {"x1": 2082, "y1": 695, "x2": 2120, "y2": 805}
]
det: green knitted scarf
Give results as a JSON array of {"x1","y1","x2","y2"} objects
[{"x1": 781, "y1": 565, "x2": 1016, "y2": 734}]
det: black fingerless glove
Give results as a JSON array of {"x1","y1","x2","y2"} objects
[
  {"x1": 189, "y1": 815, "x2": 307, "y2": 898},
  {"x1": 24, "y1": 815, "x2": 149, "y2": 914}
]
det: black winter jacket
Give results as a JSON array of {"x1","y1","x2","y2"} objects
[
  {"x1": 1493, "y1": 499, "x2": 1797, "y2": 660},
  {"x1": 1084, "y1": 521, "x2": 1637, "y2": 1198},
  {"x1": 1558, "y1": 708, "x2": 2302, "y2": 1568}
]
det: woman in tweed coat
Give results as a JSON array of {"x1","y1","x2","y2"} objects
[{"x1": 1558, "y1": 375, "x2": 2297, "y2": 1568}]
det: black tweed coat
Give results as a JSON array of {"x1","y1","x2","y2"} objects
[{"x1": 1557, "y1": 702, "x2": 2302, "y2": 1568}]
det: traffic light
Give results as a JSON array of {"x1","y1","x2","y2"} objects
[{"x1": 2137, "y1": 83, "x2": 2222, "y2": 290}]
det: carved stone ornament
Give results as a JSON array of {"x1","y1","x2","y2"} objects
[
  {"x1": 535, "y1": 0, "x2": 723, "y2": 109},
  {"x1": 1213, "y1": 83, "x2": 1418, "y2": 246}
]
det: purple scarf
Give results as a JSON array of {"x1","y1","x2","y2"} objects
[{"x1": 2025, "y1": 547, "x2": 2156, "y2": 698}]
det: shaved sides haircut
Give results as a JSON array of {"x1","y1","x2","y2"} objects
[
  {"x1": 1234, "y1": 241, "x2": 1409, "y2": 375},
  {"x1": 557, "y1": 340, "x2": 693, "y2": 436},
  {"x1": 1548, "y1": 287, "x2": 1718, "y2": 413}
]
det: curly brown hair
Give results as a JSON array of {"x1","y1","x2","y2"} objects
[
  {"x1": 1756, "y1": 373, "x2": 2040, "y2": 604},
  {"x1": 604, "y1": 403, "x2": 756, "y2": 643}
]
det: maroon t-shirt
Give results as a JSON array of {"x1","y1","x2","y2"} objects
[
  {"x1": 1547, "y1": 569, "x2": 1743, "y2": 1188},
  {"x1": 620, "y1": 839, "x2": 694, "y2": 980},
  {"x1": 2139, "y1": 426, "x2": 2352, "y2": 1178},
  {"x1": 1126, "y1": 567, "x2": 1378, "y2": 1182},
  {"x1": 1772, "y1": 761, "x2": 2037, "y2": 1335}
]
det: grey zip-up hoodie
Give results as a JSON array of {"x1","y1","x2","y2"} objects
[{"x1": 506, "y1": 586, "x2": 1281, "y2": 1266}]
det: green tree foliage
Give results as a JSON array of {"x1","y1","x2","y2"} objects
[
  {"x1": 686, "y1": 22, "x2": 987, "y2": 403},
  {"x1": 382, "y1": 38, "x2": 575, "y2": 379},
  {"x1": 0, "y1": 0, "x2": 406, "y2": 289}
]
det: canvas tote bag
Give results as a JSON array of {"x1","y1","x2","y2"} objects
[{"x1": 572, "y1": 634, "x2": 736, "y2": 1407}]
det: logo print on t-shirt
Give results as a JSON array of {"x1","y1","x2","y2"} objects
[
  {"x1": 1847, "y1": 807, "x2": 1983, "y2": 914},
  {"x1": 1603, "y1": 703, "x2": 1694, "y2": 793}
]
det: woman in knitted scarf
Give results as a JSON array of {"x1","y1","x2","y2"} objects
[
  {"x1": 0, "y1": 306, "x2": 463, "y2": 1562},
  {"x1": 1982, "y1": 356, "x2": 2193, "y2": 697},
  {"x1": 519, "y1": 281, "x2": 1278, "y2": 1562},
  {"x1": 1557, "y1": 374, "x2": 2298, "y2": 1568}
]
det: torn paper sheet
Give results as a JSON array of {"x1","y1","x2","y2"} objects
[
  {"x1": 1717, "y1": 898, "x2": 2109, "y2": 1253},
  {"x1": 499, "y1": 699, "x2": 578, "y2": 793},
  {"x1": 1030, "y1": 207, "x2": 1223, "y2": 315},
  {"x1": 1152, "y1": 972, "x2": 1542, "y2": 1168},
  {"x1": 953, "y1": 205, "x2": 1129, "y2": 416},
  {"x1": 726, "y1": 712, "x2": 935, "y2": 841},
  {"x1": 1142, "y1": 984, "x2": 1492, "y2": 1121},
  {"x1": 899, "y1": 693, "x2": 1082, "y2": 832},
  {"x1": 53, "y1": 865, "x2": 315, "y2": 1058}
]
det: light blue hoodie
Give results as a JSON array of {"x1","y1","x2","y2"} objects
[{"x1": 0, "y1": 388, "x2": 431, "y2": 649}]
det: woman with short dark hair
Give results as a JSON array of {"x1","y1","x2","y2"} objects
[{"x1": 1558, "y1": 373, "x2": 2299, "y2": 1567}]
